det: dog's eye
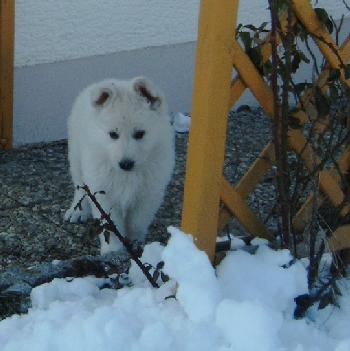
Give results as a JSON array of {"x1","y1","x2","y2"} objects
[
  {"x1": 109, "y1": 131, "x2": 119, "y2": 140},
  {"x1": 133, "y1": 130, "x2": 145, "y2": 140}
]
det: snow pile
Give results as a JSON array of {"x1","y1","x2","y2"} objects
[
  {"x1": 1, "y1": 227, "x2": 350, "y2": 351},
  {"x1": 162, "y1": 228, "x2": 221, "y2": 322},
  {"x1": 172, "y1": 112, "x2": 191, "y2": 133}
]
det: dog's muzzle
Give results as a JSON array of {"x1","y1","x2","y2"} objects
[{"x1": 119, "y1": 159, "x2": 135, "y2": 171}]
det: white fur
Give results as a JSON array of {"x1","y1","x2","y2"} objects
[{"x1": 65, "y1": 77, "x2": 175, "y2": 255}]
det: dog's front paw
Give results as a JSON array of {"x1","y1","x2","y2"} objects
[
  {"x1": 64, "y1": 206, "x2": 90, "y2": 223},
  {"x1": 99, "y1": 232, "x2": 124, "y2": 255}
]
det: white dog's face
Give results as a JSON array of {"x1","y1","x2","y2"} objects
[{"x1": 89, "y1": 77, "x2": 166, "y2": 172}]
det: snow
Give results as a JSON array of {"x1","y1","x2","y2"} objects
[
  {"x1": 1, "y1": 227, "x2": 350, "y2": 351},
  {"x1": 162, "y1": 227, "x2": 221, "y2": 322},
  {"x1": 172, "y1": 112, "x2": 191, "y2": 133}
]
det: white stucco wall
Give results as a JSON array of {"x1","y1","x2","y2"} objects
[
  {"x1": 15, "y1": 0, "x2": 200, "y2": 67},
  {"x1": 15, "y1": 0, "x2": 348, "y2": 67}
]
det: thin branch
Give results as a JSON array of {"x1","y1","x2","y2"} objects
[
  {"x1": 80, "y1": 185, "x2": 160, "y2": 288},
  {"x1": 343, "y1": 0, "x2": 350, "y2": 13}
]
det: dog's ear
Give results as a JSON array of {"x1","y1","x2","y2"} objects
[
  {"x1": 90, "y1": 83, "x2": 116, "y2": 108},
  {"x1": 133, "y1": 77, "x2": 162, "y2": 110}
]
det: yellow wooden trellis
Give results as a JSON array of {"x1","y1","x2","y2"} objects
[
  {"x1": 0, "y1": 0, "x2": 14, "y2": 150},
  {"x1": 182, "y1": 0, "x2": 350, "y2": 261}
]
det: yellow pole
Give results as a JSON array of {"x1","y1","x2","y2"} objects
[
  {"x1": 0, "y1": 0, "x2": 14, "y2": 150},
  {"x1": 181, "y1": 0, "x2": 239, "y2": 261}
]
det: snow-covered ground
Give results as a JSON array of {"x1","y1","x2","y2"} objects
[{"x1": 0, "y1": 227, "x2": 349, "y2": 351}]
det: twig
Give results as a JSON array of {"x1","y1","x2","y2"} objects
[
  {"x1": 80, "y1": 185, "x2": 160, "y2": 288},
  {"x1": 343, "y1": 0, "x2": 350, "y2": 13},
  {"x1": 269, "y1": 0, "x2": 291, "y2": 247}
]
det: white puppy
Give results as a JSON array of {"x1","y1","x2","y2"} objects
[{"x1": 64, "y1": 77, "x2": 175, "y2": 254}]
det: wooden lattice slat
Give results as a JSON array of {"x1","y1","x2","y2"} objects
[
  {"x1": 218, "y1": 143, "x2": 275, "y2": 233},
  {"x1": 235, "y1": 143, "x2": 275, "y2": 199},
  {"x1": 183, "y1": 0, "x2": 350, "y2": 259},
  {"x1": 232, "y1": 42, "x2": 275, "y2": 117},
  {"x1": 221, "y1": 178, "x2": 274, "y2": 240}
]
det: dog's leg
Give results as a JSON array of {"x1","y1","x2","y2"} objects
[
  {"x1": 64, "y1": 148, "x2": 92, "y2": 222},
  {"x1": 64, "y1": 186, "x2": 91, "y2": 223},
  {"x1": 127, "y1": 192, "x2": 163, "y2": 245}
]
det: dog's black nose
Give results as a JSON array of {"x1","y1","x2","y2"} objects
[{"x1": 119, "y1": 159, "x2": 135, "y2": 171}]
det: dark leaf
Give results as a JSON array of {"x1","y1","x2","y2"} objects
[
  {"x1": 239, "y1": 31, "x2": 252, "y2": 50},
  {"x1": 294, "y1": 82, "x2": 313, "y2": 95},
  {"x1": 246, "y1": 46, "x2": 263, "y2": 73},
  {"x1": 294, "y1": 294, "x2": 312, "y2": 319},
  {"x1": 244, "y1": 24, "x2": 259, "y2": 31},
  {"x1": 161, "y1": 272, "x2": 170, "y2": 283},
  {"x1": 315, "y1": 86, "x2": 330, "y2": 118},
  {"x1": 328, "y1": 68, "x2": 341, "y2": 82},
  {"x1": 298, "y1": 51, "x2": 310, "y2": 64},
  {"x1": 88, "y1": 220, "x2": 104, "y2": 239},
  {"x1": 314, "y1": 8, "x2": 333, "y2": 33},
  {"x1": 288, "y1": 114, "x2": 303, "y2": 129},
  {"x1": 258, "y1": 22, "x2": 269, "y2": 31},
  {"x1": 291, "y1": 54, "x2": 301, "y2": 73},
  {"x1": 294, "y1": 21, "x2": 308, "y2": 41},
  {"x1": 263, "y1": 60, "x2": 272, "y2": 77},
  {"x1": 156, "y1": 261, "x2": 165, "y2": 270}
]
